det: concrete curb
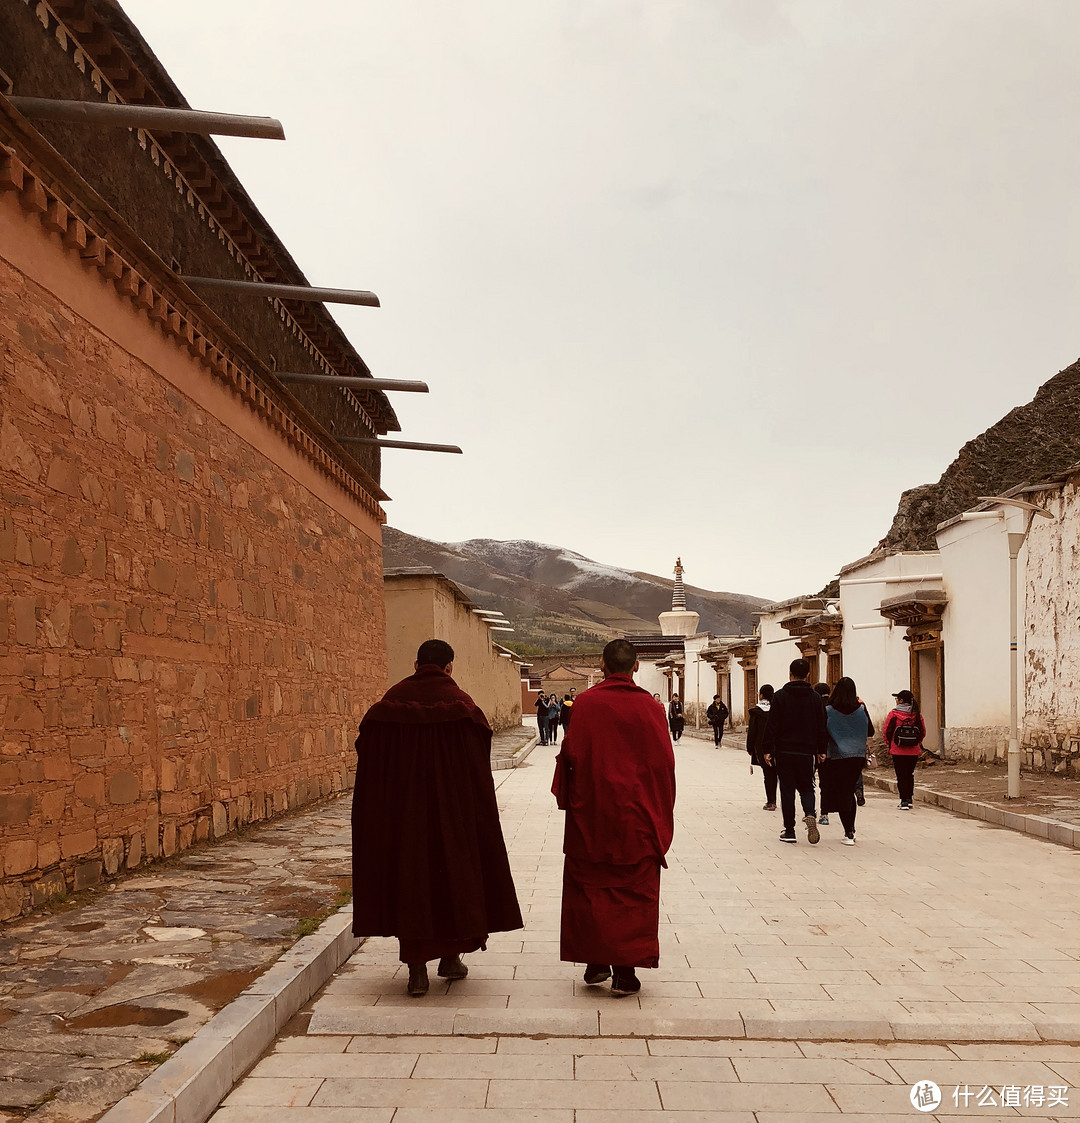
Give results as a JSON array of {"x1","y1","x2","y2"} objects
[
  {"x1": 97, "y1": 907, "x2": 361, "y2": 1123},
  {"x1": 305, "y1": 1005, "x2": 1080, "y2": 1045},
  {"x1": 864, "y1": 770, "x2": 1080, "y2": 850},
  {"x1": 492, "y1": 732, "x2": 539, "y2": 771}
]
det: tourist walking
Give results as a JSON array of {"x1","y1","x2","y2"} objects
[
  {"x1": 668, "y1": 694, "x2": 685, "y2": 743},
  {"x1": 534, "y1": 692, "x2": 550, "y2": 746},
  {"x1": 560, "y1": 693, "x2": 573, "y2": 734},
  {"x1": 824, "y1": 677, "x2": 873, "y2": 845},
  {"x1": 706, "y1": 694, "x2": 729, "y2": 747},
  {"x1": 552, "y1": 640, "x2": 676, "y2": 997},
  {"x1": 884, "y1": 689, "x2": 926, "y2": 810},
  {"x1": 762, "y1": 658, "x2": 828, "y2": 844},
  {"x1": 548, "y1": 693, "x2": 564, "y2": 745},
  {"x1": 351, "y1": 639, "x2": 523, "y2": 997},
  {"x1": 746, "y1": 684, "x2": 777, "y2": 810},
  {"x1": 813, "y1": 683, "x2": 833, "y2": 824}
]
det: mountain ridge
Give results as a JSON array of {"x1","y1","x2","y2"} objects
[
  {"x1": 880, "y1": 357, "x2": 1080, "y2": 550},
  {"x1": 382, "y1": 528, "x2": 769, "y2": 651}
]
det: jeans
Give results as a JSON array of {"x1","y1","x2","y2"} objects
[
  {"x1": 537, "y1": 715, "x2": 548, "y2": 745},
  {"x1": 712, "y1": 724, "x2": 723, "y2": 746},
  {"x1": 548, "y1": 718, "x2": 559, "y2": 745},
  {"x1": 892, "y1": 753, "x2": 918, "y2": 802},
  {"x1": 775, "y1": 753, "x2": 816, "y2": 831}
]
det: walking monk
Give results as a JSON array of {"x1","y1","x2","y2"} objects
[
  {"x1": 552, "y1": 639, "x2": 676, "y2": 996},
  {"x1": 351, "y1": 639, "x2": 523, "y2": 997}
]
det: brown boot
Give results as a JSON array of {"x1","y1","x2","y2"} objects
[
  {"x1": 437, "y1": 954, "x2": 468, "y2": 980},
  {"x1": 407, "y1": 963, "x2": 429, "y2": 997}
]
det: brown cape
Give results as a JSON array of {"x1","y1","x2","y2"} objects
[{"x1": 351, "y1": 666, "x2": 523, "y2": 945}]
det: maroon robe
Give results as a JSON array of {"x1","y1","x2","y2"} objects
[
  {"x1": 351, "y1": 666, "x2": 523, "y2": 963},
  {"x1": 552, "y1": 673, "x2": 676, "y2": 967}
]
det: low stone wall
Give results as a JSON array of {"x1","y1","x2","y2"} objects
[{"x1": 943, "y1": 727, "x2": 1007, "y2": 764}]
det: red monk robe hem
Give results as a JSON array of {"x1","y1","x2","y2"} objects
[{"x1": 553, "y1": 672, "x2": 676, "y2": 969}]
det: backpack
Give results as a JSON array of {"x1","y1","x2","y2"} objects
[{"x1": 892, "y1": 716, "x2": 922, "y2": 748}]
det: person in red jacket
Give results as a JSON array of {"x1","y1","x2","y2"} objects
[
  {"x1": 883, "y1": 689, "x2": 926, "y2": 810},
  {"x1": 552, "y1": 639, "x2": 676, "y2": 997}
]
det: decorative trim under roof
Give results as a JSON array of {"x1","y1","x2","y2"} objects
[
  {"x1": 0, "y1": 110, "x2": 388, "y2": 518},
  {"x1": 25, "y1": 0, "x2": 399, "y2": 435}
]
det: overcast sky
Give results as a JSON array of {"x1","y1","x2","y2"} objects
[{"x1": 123, "y1": 0, "x2": 1078, "y2": 602}]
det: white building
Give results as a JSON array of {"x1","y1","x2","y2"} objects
[{"x1": 837, "y1": 551, "x2": 944, "y2": 744}]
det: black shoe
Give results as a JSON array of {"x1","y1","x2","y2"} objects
[
  {"x1": 437, "y1": 955, "x2": 468, "y2": 980},
  {"x1": 583, "y1": 964, "x2": 611, "y2": 986},
  {"x1": 779, "y1": 829, "x2": 797, "y2": 843},
  {"x1": 610, "y1": 968, "x2": 640, "y2": 996},
  {"x1": 856, "y1": 793, "x2": 866, "y2": 806},
  {"x1": 407, "y1": 964, "x2": 429, "y2": 997}
]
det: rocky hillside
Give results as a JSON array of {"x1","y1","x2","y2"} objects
[
  {"x1": 382, "y1": 529, "x2": 769, "y2": 652},
  {"x1": 880, "y1": 357, "x2": 1080, "y2": 550}
]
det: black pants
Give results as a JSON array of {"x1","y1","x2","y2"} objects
[
  {"x1": 892, "y1": 753, "x2": 918, "y2": 802},
  {"x1": 760, "y1": 762, "x2": 777, "y2": 805},
  {"x1": 548, "y1": 718, "x2": 559, "y2": 745},
  {"x1": 829, "y1": 757, "x2": 865, "y2": 835},
  {"x1": 775, "y1": 753, "x2": 816, "y2": 832},
  {"x1": 711, "y1": 724, "x2": 724, "y2": 746}
]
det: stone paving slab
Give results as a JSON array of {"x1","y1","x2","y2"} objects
[{"x1": 19, "y1": 735, "x2": 1080, "y2": 1121}]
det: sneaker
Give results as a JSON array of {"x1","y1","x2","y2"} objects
[
  {"x1": 610, "y1": 968, "x2": 641, "y2": 996},
  {"x1": 779, "y1": 829, "x2": 797, "y2": 843},
  {"x1": 818, "y1": 814, "x2": 829, "y2": 825},
  {"x1": 804, "y1": 814, "x2": 820, "y2": 844},
  {"x1": 899, "y1": 801, "x2": 913, "y2": 810},
  {"x1": 763, "y1": 802, "x2": 777, "y2": 811},
  {"x1": 583, "y1": 964, "x2": 611, "y2": 986},
  {"x1": 841, "y1": 834, "x2": 856, "y2": 846}
]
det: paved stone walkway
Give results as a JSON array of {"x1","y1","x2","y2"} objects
[
  {"x1": 212, "y1": 739, "x2": 1080, "y2": 1121},
  {"x1": 0, "y1": 726, "x2": 535, "y2": 1122}
]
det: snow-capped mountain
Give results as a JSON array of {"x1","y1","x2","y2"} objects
[{"x1": 383, "y1": 528, "x2": 769, "y2": 651}]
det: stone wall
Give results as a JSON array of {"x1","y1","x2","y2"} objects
[
  {"x1": 384, "y1": 570, "x2": 523, "y2": 732},
  {"x1": 1023, "y1": 473, "x2": 1080, "y2": 775},
  {"x1": 0, "y1": 200, "x2": 386, "y2": 919}
]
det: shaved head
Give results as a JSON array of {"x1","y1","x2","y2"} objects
[{"x1": 602, "y1": 639, "x2": 638, "y2": 674}]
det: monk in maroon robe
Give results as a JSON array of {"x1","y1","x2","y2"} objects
[
  {"x1": 352, "y1": 639, "x2": 523, "y2": 997},
  {"x1": 552, "y1": 638, "x2": 676, "y2": 996}
]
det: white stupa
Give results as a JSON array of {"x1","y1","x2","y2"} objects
[{"x1": 658, "y1": 557, "x2": 700, "y2": 637}]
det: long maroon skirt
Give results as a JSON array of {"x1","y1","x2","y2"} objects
[
  {"x1": 560, "y1": 855, "x2": 662, "y2": 968},
  {"x1": 398, "y1": 936, "x2": 486, "y2": 965}
]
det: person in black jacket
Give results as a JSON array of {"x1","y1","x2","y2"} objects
[
  {"x1": 762, "y1": 658, "x2": 827, "y2": 845},
  {"x1": 667, "y1": 695, "x2": 685, "y2": 743},
  {"x1": 705, "y1": 695, "x2": 729, "y2": 747},
  {"x1": 746, "y1": 685, "x2": 777, "y2": 810}
]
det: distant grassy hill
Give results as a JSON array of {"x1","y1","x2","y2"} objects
[{"x1": 383, "y1": 529, "x2": 770, "y2": 652}]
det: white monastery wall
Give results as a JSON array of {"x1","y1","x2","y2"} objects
[
  {"x1": 936, "y1": 514, "x2": 1014, "y2": 761},
  {"x1": 838, "y1": 552, "x2": 939, "y2": 733},
  {"x1": 632, "y1": 659, "x2": 668, "y2": 701},
  {"x1": 756, "y1": 611, "x2": 800, "y2": 695},
  {"x1": 1022, "y1": 473, "x2": 1080, "y2": 773}
]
